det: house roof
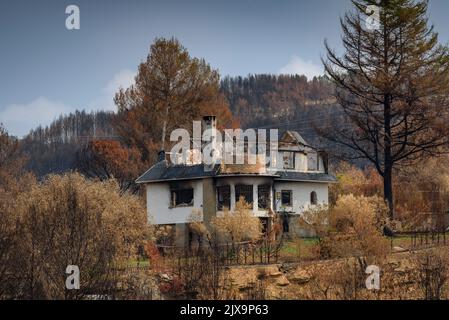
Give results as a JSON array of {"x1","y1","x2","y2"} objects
[
  {"x1": 284, "y1": 130, "x2": 309, "y2": 147},
  {"x1": 136, "y1": 129, "x2": 336, "y2": 184},
  {"x1": 136, "y1": 161, "x2": 337, "y2": 184},
  {"x1": 136, "y1": 161, "x2": 219, "y2": 183},
  {"x1": 278, "y1": 130, "x2": 315, "y2": 152},
  {"x1": 274, "y1": 171, "x2": 337, "y2": 183}
]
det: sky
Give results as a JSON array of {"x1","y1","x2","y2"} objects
[{"x1": 1, "y1": 0, "x2": 449, "y2": 137}]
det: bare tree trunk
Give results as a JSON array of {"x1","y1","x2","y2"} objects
[
  {"x1": 384, "y1": 94, "x2": 394, "y2": 218},
  {"x1": 160, "y1": 105, "x2": 170, "y2": 151},
  {"x1": 384, "y1": 166, "x2": 394, "y2": 218}
]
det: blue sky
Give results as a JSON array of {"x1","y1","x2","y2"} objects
[{"x1": 1, "y1": 0, "x2": 449, "y2": 137}]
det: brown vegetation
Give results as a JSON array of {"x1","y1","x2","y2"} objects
[{"x1": 0, "y1": 170, "x2": 150, "y2": 299}]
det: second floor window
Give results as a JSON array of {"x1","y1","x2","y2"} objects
[
  {"x1": 170, "y1": 189, "x2": 194, "y2": 207},
  {"x1": 283, "y1": 152, "x2": 295, "y2": 169},
  {"x1": 235, "y1": 184, "x2": 253, "y2": 204},
  {"x1": 307, "y1": 152, "x2": 319, "y2": 171}
]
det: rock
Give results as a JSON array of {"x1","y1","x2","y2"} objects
[
  {"x1": 392, "y1": 246, "x2": 407, "y2": 253},
  {"x1": 238, "y1": 281, "x2": 257, "y2": 291},
  {"x1": 229, "y1": 267, "x2": 258, "y2": 289},
  {"x1": 257, "y1": 266, "x2": 282, "y2": 279},
  {"x1": 276, "y1": 275, "x2": 290, "y2": 286},
  {"x1": 290, "y1": 269, "x2": 312, "y2": 284}
]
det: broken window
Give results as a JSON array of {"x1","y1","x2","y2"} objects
[
  {"x1": 170, "y1": 189, "x2": 194, "y2": 207},
  {"x1": 281, "y1": 190, "x2": 292, "y2": 206},
  {"x1": 217, "y1": 185, "x2": 231, "y2": 210},
  {"x1": 235, "y1": 184, "x2": 253, "y2": 204},
  {"x1": 258, "y1": 185, "x2": 271, "y2": 210},
  {"x1": 307, "y1": 152, "x2": 319, "y2": 171},
  {"x1": 283, "y1": 152, "x2": 295, "y2": 170},
  {"x1": 310, "y1": 191, "x2": 318, "y2": 205}
]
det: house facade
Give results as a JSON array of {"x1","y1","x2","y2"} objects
[{"x1": 136, "y1": 116, "x2": 337, "y2": 246}]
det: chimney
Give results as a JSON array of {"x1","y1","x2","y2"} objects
[
  {"x1": 157, "y1": 150, "x2": 166, "y2": 162},
  {"x1": 202, "y1": 115, "x2": 218, "y2": 167},
  {"x1": 202, "y1": 115, "x2": 217, "y2": 131}
]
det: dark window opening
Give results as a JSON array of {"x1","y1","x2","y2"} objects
[
  {"x1": 217, "y1": 185, "x2": 231, "y2": 210},
  {"x1": 281, "y1": 190, "x2": 292, "y2": 206},
  {"x1": 283, "y1": 152, "x2": 295, "y2": 170},
  {"x1": 258, "y1": 185, "x2": 270, "y2": 210},
  {"x1": 310, "y1": 191, "x2": 318, "y2": 205},
  {"x1": 235, "y1": 184, "x2": 253, "y2": 204},
  {"x1": 170, "y1": 189, "x2": 194, "y2": 207}
]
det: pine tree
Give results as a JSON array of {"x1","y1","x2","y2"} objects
[{"x1": 322, "y1": 0, "x2": 449, "y2": 217}]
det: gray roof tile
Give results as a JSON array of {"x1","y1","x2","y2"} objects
[{"x1": 136, "y1": 162, "x2": 336, "y2": 184}]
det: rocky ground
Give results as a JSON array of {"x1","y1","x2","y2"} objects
[{"x1": 225, "y1": 248, "x2": 449, "y2": 300}]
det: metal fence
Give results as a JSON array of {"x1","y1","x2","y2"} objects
[{"x1": 153, "y1": 239, "x2": 282, "y2": 269}]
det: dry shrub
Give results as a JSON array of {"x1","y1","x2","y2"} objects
[
  {"x1": 308, "y1": 258, "x2": 374, "y2": 300},
  {"x1": 210, "y1": 197, "x2": 262, "y2": 245},
  {"x1": 145, "y1": 242, "x2": 163, "y2": 272},
  {"x1": 330, "y1": 162, "x2": 383, "y2": 204},
  {"x1": 154, "y1": 225, "x2": 175, "y2": 246},
  {"x1": 187, "y1": 209, "x2": 208, "y2": 238},
  {"x1": 300, "y1": 204, "x2": 330, "y2": 238},
  {"x1": 415, "y1": 249, "x2": 449, "y2": 300},
  {"x1": 167, "y1": 251, "x2": 231, "y2": 300},
  {"x1": 321, "y1": 195, "x2": 389, "y2": 261},
  {"x1": 5, "y1": 173, "x2": 150, "y2": 299},
  {"x1": 395, "y1": 156, "x2": 449, "y2": 230}
]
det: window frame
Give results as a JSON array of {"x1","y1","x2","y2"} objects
[
  {"x1": 283, "y1": 151, "x2": 295, "y2": 170},
  {"x1": 217, "y1": 185, "x2": 231, "y2": 211},
  {"x1": 170, "y1": 188, "x2": 194, "y2": 208},
  {"x1": 307, "y1": 152, "x2": 319, "y2": 171},
  {"x1": 281, "y1": 190, "x2": 293, "y2": 207},
  {"x1": 235, "y1": 184, "x2": 253, "y2": 205},
  {"x1": 258, "y1": 185, "x2": 271, "y2": 210}
]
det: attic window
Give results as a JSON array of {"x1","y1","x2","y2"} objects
[
  {"x1": 217, "y1": 185, "x2": 231, "y2": 211},
  {"x1": 235, "y1": 184, "x2": 253, "y2": 204},
  {"x1": 170, "y1": 189, "x2": 194, "y2": 207},
  {"x1": 307, "y1": 152, "x2": 319, "y2": 171},
  {"x1": 283, "y1": 152, "x2": 295, "y2": 170},
  {"x1": 258, "y1": 185, "x2": 270, "y2": 210}
]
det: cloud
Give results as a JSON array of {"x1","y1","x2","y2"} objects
[
  {"x1": 279, "y1": 55, "x2": 324, "y2": 80},
  {"x1": 88, "y1": 69, "x2": 136, "y2": 111},
  {"x1": 0, "y1": 69, "x2": 136, "y2": 138},
  {"x1": 0, "y1": 97, "x2": 72, "y2": 138}
]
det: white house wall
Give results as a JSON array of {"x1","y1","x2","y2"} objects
[
  {"x1": 147, "y1": 179, "x2": 330, "y2": 225},
  {"x1": 274, "y1": 181, "x2": 329, "y2": 215},
  {"x1": 146, "y1": 180, "x2": 203, "y2": 225}
]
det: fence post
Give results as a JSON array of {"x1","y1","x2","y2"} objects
[{"x1": 252, "y1": 246, "x2": 255, "y2": 265}]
